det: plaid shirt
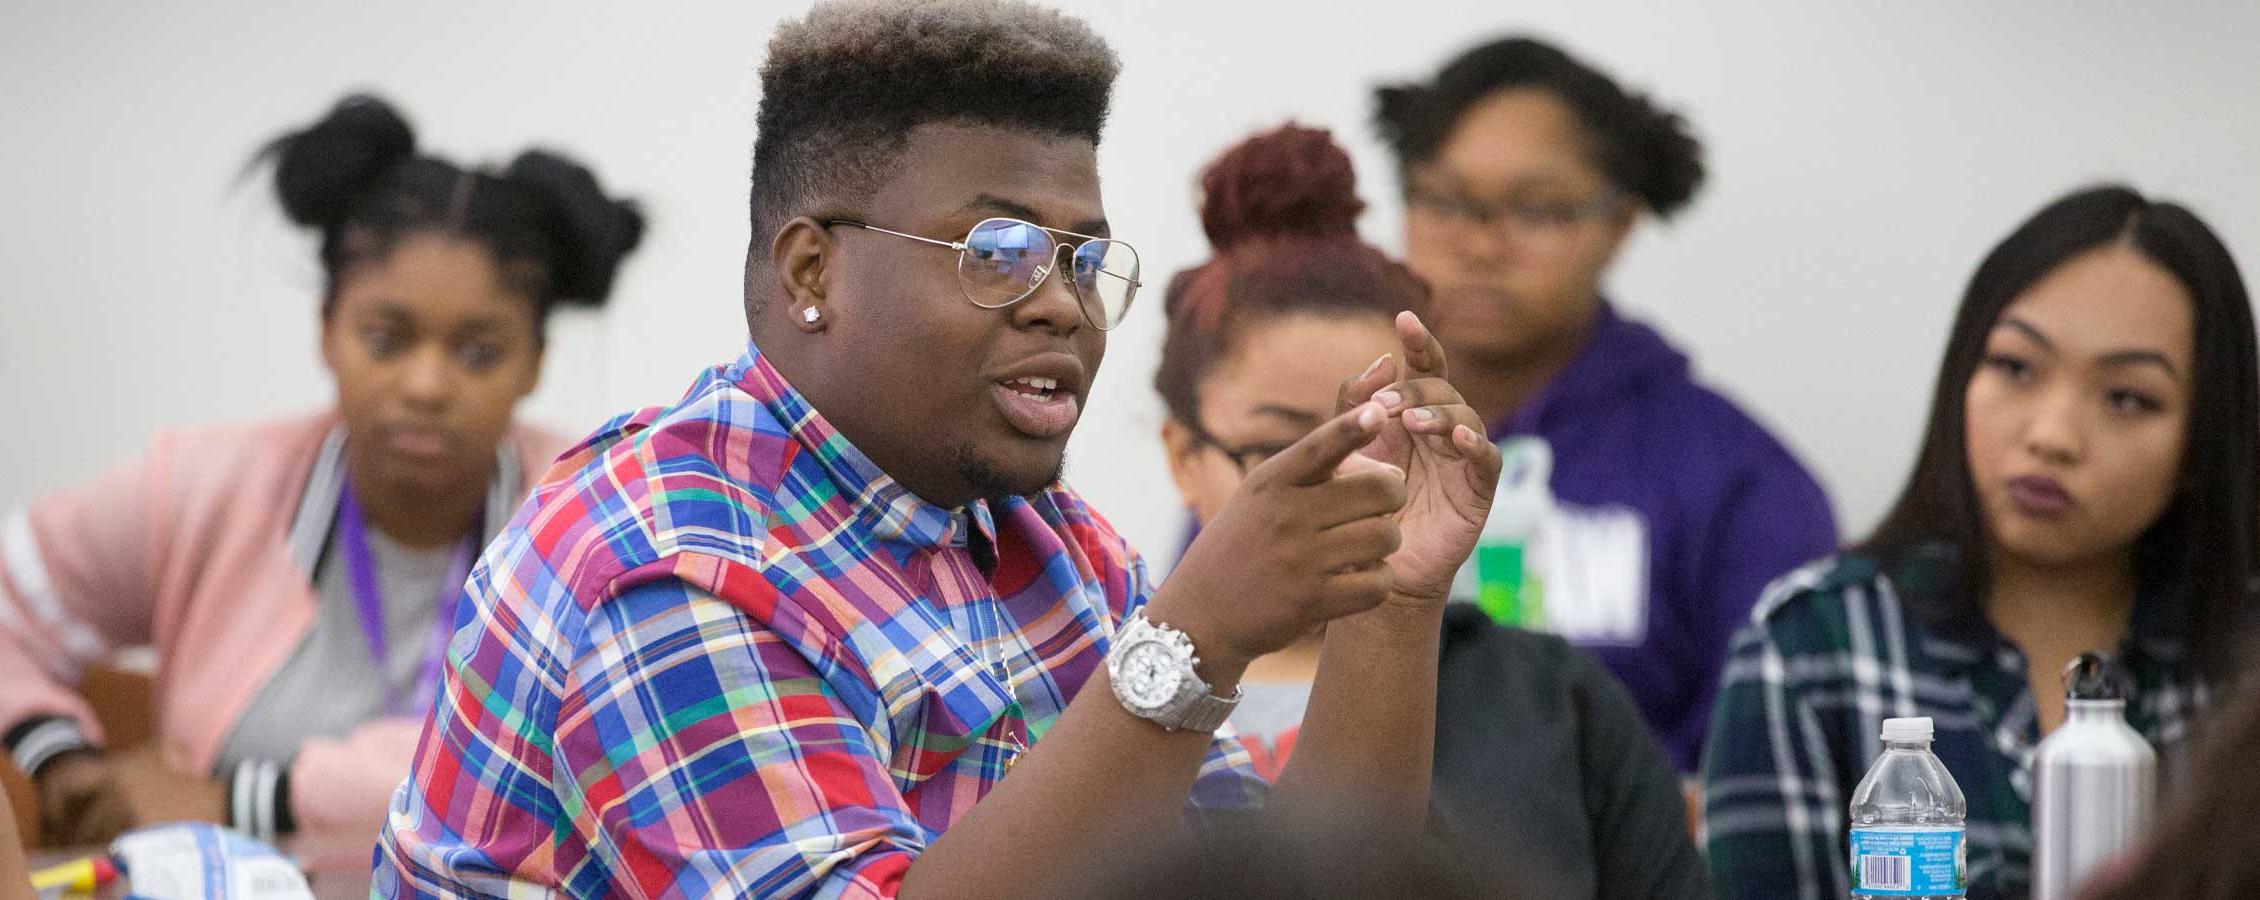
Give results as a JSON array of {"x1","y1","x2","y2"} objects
[
  {"x1": 1702, "y1": 551, "x2": 2206, "y2": 900},
  {"x1": 373, "y1": 343, "x2": 1264, "y2": 898}
]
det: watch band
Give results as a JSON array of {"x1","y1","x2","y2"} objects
[{"x1": 1173, "y1": 687, "x2": 1238, "y2": 733}]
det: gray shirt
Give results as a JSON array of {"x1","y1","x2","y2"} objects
[{"x1": 214, "y1": 527, "x2": 454, "y2": 772}]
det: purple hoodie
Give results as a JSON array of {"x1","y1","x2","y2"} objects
[{"x1": 1493, "y1": 303, "x2": 1837, "y2": 771}]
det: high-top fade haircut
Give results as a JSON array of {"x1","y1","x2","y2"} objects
[{"x1": 745, "y1": 0, "x2": 1122, "y2": 316}]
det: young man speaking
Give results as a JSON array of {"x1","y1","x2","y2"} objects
[{"x1": 376, "y1": 2, "x2": 1500, "y2": 896}]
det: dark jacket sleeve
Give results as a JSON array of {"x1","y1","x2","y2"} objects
[{"x1": 1666, "y1": 441, "x2": 1839, "y2": 770}]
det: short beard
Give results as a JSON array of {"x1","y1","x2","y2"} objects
[{"x1": 949, "y1": 443, "x2": 1065, "y2": 505}]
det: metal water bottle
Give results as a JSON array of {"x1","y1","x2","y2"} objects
[{"x1": 2031, "y1": 652, "x2": 2156, "y2": 900}]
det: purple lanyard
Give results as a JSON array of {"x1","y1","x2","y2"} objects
[{"x1": 335, "y1": 482, "x2": 474, "y2": 717}]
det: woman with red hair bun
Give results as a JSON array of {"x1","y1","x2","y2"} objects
[{"x1": 1154, "y1": 123, "x2": 1710, "y2": 900}]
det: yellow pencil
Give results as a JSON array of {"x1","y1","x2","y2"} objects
[{"x1": 28, "y1": 855, "x2": 118, "y2": 894}]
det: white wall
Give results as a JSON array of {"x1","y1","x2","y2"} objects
[{"x1": 4, "y1": 1, "x2": 2256, "y2": 569}]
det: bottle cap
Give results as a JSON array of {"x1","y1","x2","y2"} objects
[
  {"x1": 2062, "y1": 652, "x2": 2127, "y2": 701},
  {"x1": 1880, "y1": 716, "x2": 1933, "y2": 743}
]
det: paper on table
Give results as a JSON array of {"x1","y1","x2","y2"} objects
[{"x1": 109, "y1": 823, "x2": 312, "y2": 900}]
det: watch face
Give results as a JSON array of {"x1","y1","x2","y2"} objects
[{"x1": 1118, "y1": 639, "x2": 1185, "y2": 710}]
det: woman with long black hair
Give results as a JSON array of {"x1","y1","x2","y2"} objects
[{"x1": 1702, "y1": 184, "x2": 2258, "y2": 900}]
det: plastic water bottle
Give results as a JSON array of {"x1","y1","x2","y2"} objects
[
  {"x1": 2031, "y1": 653, "x2": 2155, "y2": 900},
  {"x1": 1849, "y1": 716, "x2": 1967, "y2": 898},
  {"x1": 1452, "y1": 437, "x2": 1552, "y2": 628}
]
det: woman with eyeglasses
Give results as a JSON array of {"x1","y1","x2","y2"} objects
[
  {"x1": 1157, "y1": 123, "x2": 1710, "y2": 900},
  {"x1": 1374, "y1": 36, "x2": 1837, "y2": 774},
  {"x1": 1702, "y1": 185, "x2": 2258, "y2": 900},
  {"x1": 0, "y1": 94, "x2": 641, "y2": 847}
]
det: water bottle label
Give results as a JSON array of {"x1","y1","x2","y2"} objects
[{"x1": 1849, "y1": 827, "x2": 1965, "y2": 896}]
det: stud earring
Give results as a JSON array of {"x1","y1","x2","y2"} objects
[{"x1": 802, "y1": 307, "x2": 822, "y2": 324}]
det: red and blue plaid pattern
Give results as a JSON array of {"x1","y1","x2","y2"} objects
[{"x1": 374, "y1": 343, "x2": 1263, "y2": 898}]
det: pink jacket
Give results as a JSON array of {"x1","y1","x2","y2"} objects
[{"x1": 0, "y1": 410, "x2": 565, "y2": 837}]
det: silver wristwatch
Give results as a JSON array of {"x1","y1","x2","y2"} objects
[{"x1": 1107, "y1": 611, "x2": 1239, "y2": 732}]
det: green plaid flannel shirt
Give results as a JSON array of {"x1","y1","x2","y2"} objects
[{"x1": 1702, "y1": 551, "x2": 2206, "y2": 900}]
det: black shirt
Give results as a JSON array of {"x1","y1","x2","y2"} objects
[{"x1": 1432, "y1": 604, "x2": 1714, "y2": 900}]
